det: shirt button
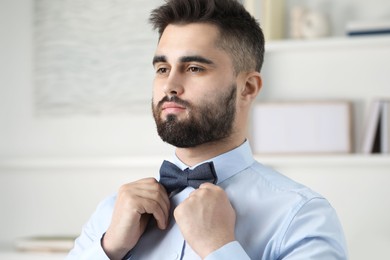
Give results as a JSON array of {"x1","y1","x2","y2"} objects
[{"x1": 169, "y1": 252, "x2": 179, "y2": 259}]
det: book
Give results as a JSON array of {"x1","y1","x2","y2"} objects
[
  {"x1": 15, "y1": 235, "x2": 75, "y2": 253},
  {"x1": 361, "y1": 100, "x2": 382, "y2": 153},
  {"x1": 381, "y1": 101, "x2": 390, "y2": 153},
  {"x1": 242, "y1": 0, "x2": 284, "y2": 40},
  {"x1": 361, "y1": 99, "x2": 390, "y2": 153},
  {"x1": 346, "y1": 20, "x2": 390, "y2": 36},
  {"x1": 262, "y1": 0, "x2": 285, "y2": 41}
]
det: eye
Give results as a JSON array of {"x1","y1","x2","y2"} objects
[
  {"x1": 187, "y1": 66, "x2": 204, "y2": 73},
  {"x1": 156, "y1": 67, "x2": 169, "y2": 74}
]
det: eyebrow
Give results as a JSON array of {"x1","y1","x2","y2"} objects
[
  {"x1": 180, "y1": 55, "x2": 214, "y2": 65},
  {"x1": 152, "y1": 55, "x2": 167, "y2": 65},
  {"x1": 152, "y1": 55, "x2": 215, "y2": 66}
]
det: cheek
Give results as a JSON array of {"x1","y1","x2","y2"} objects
[
  {"x1": 151, "y1": 94, "x2": 162, "y2": 115},
  {"x1": 152, "y1": 84, "x2": 164, "y2": 103}
]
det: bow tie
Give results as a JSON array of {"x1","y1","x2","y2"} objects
[{"x1": 159, "y1": 160, "x2": 218, "y2": 194}]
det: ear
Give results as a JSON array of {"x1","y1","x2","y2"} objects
[{"x1": 240, "y1": 71, "x2": 262, "y2": 101}]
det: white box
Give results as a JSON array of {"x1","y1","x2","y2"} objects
[{"x1": 251, "y1": 101, "x2": 352, "y2": 154}]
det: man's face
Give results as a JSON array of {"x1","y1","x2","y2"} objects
[{"x1": 151, "y1": 23, "x2": 238, "y2": 148}]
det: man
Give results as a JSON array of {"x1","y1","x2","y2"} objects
[{"x1": 67, "y1": 0, "x2": 348, "y2": 259}]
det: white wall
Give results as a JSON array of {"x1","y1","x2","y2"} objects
[{"x1": 0, "y1": 0, "x2": 171, "y2": 159}]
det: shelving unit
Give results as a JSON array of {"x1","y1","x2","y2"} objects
[{"x1": 259, "y1": 32, "x2": 390, "y2": 153}]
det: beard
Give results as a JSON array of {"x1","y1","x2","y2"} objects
[{"x1": 152, "y1": 84, "x2": 237, "y2": 148}]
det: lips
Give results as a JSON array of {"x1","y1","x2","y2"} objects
[{"x1": 162, "y1": 102, "x2": 186, "y2": 110}]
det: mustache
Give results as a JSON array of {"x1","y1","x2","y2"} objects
[{"x1": 157, "y1": 96, "x2": 191, "y2": 109}]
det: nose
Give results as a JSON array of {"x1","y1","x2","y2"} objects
[{"x1": 163, "y1": 70, "x2": 184, "y2": 97}]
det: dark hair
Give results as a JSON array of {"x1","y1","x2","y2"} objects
[{"x1": 149, "y1": 0, "x2": 265, "y2": 73}]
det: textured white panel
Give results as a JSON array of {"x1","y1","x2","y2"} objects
[{"x1": 34, "y1": 0, "x2": 162, "y2": 115}]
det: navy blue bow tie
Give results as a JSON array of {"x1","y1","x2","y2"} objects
[{"x1": 159, "y1": 160, "x2": 218, "y2": 194}]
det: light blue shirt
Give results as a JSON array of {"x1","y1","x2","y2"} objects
[{"x1": 67, "y1": 141, "x2": 348, "y2": 259}]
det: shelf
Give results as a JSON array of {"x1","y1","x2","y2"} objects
[
  {"x1": 0, "y1": 154, "x2": 389, "y2": 171},
  {"x1": 0, "y1": 251, "x2": 66, "y2": 260},
  {"x1": 265, "y1": 35, "x2": 390, "y2": 52},
  {"x1": 0, "y1": 156, "x2": 166, "y2": 170},
  {"x1": 255, "y1": 154, "x2": 390, "y2": 168}
]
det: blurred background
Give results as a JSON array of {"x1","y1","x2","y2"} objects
[{"x1": 0, "y1": 0, "x2": 389, "y2": 259}]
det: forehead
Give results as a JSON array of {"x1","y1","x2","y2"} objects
[
  {"x1": 155, "y1": 23, "x2": 232, "y2": 64},
  {"x1": 159, "y1": 23, "x2": 219, "y2": 45}
]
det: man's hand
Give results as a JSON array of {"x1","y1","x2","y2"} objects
[
  {"x1": 102, "y1": 178, "x2": 170, "y2": 260},
  {"x1": 174, "y1": 183, "x2": 236, "y2": 258}
]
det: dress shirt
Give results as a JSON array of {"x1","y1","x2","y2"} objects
[{"x1": 66, "y1": 140, "x2": 348, "y2": 259}]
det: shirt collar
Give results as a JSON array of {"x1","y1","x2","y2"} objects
[{"x1": 170, "y1": 140, "x2": 255, "y2": 184}]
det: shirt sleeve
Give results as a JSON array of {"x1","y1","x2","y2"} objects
[
  {"x1": 277, "y1": 197, "x2": 348, "y2": 260},
  {"x1": 65, "y1": 196, "x2": 115, "y2": 260},
  {"x1": 66, "y1": 239, "x2": 109, "y2": 260},
  {"x1": 205, "y1": 241, "x2": 250, "y2": 260}
]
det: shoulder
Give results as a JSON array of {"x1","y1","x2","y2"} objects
[
  {"x1": 226, "y1": 161, "x2": 347, "y2": 258},
  {"x1": 228, "y1": 160, "x2": 323, "y2": 201}
]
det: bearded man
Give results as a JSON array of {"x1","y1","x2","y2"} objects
[{"x1": 67, "y1": 0, "x2": 348, "y2": 259}]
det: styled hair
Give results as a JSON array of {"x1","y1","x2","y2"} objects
[{"x1": 149, "y1": 0, "x2": 265, "y2": 73}]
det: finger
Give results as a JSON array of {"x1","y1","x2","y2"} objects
[
  {"x1": 188, "y1": 183, "x2": 219, "y2": 198},
  {"x1": 134, "y1": 196, "x2": 169, "y2": 230},
  {"x1": 198, "y1": 182, "x2": 218, "y2": 189},
  {"x1": 131, "y1": 183, "x2": 170, "y2": 216},
  {"x1": 137, "y1": 179, "x2": 171, "y2": 206},
  {"x1": 119, "y1": 179, "x2": 171, "y2": 229},
  {"x1": 121, "y1": 178, "x2": 170, "y2": 211},
  {"x1": 132, "y1": 181, "x2": 170, "y2": 229}
]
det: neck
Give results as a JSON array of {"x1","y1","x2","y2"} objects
[{"x1": 174, "y1": 134, "x2": 246, "y2": 167}]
